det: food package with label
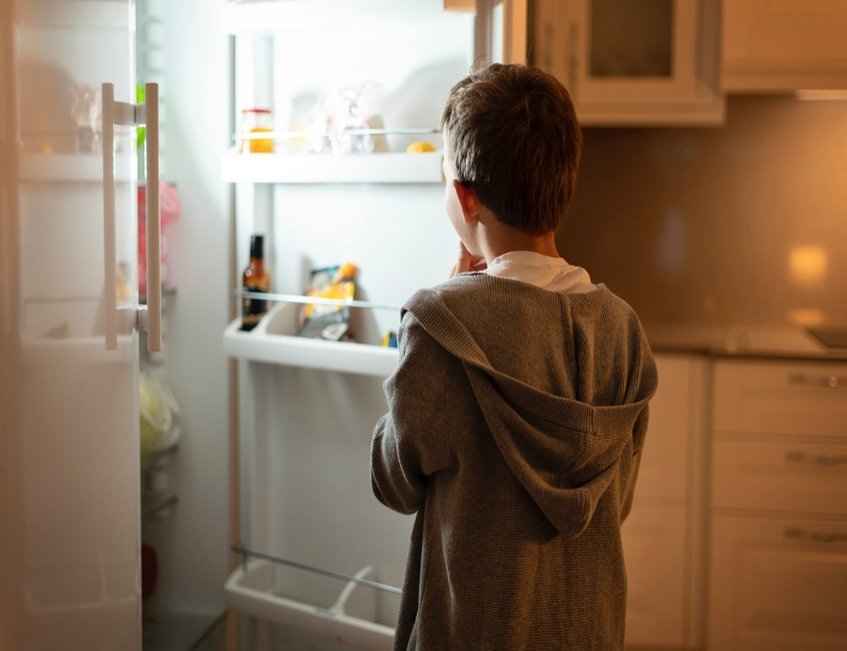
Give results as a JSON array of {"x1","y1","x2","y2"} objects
[{"x1": 297, "y1": 262, "x2": 358, "y2": 341}]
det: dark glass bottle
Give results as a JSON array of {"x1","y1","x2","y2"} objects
[{"x1": 240, "y1": 235, "x2": 270, "y2": 331}]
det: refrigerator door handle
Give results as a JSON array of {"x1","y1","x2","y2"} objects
[
  {"x1": 142, "y1": 82, "x2": 162, "y2": 353},
  {"x1": 100, "y1": 82, "x2": 162, "y2": 352},
  {"x1": 101, "y1": 82, "x2": 118, "y2": 350}
]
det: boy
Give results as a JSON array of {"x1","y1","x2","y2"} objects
[{"x1": 370, "y1": 63, "x2": 658, "y2": 650}]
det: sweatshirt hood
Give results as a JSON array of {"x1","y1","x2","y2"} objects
[{"x1": 403, "y1": 284, "x2": 656, "y2": 537}]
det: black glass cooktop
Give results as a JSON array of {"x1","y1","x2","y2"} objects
[{"x1": 807, "y1": 326, "x2": 847, "y2": 348}]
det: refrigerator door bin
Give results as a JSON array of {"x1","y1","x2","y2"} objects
[
  {"x1": 224, "y1": 302, "x2": 399, "y2": 376},
  {"x1": 225, "y1": 557, "x2": 399, "y2": 650},
  {"x1": 221, "y1": 150, "x2": 443, "y2": 185}
]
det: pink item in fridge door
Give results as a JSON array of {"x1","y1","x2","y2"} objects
[{"x1": 138, "y1": 180, "x2": 180, "y2": 296}]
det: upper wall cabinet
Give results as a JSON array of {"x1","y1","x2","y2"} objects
[
  {"x1": 528, "y1": 0, "x2": 725, "y2": 126},
  {"x1": 722, "y1": 0, "x2": 847, "y2": 91}
]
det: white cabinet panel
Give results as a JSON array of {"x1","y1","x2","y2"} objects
[
  {"x1": 712, "y1": 439, "x2": 847, "y2": 514},
  {"x1": 722, "y1": 0, "x2": 847, "y2": 91},
  {"x1": 709, "y1": 359, "x2": 847, "y2": 651},
  {"x1": 713, "y1": 360, "x2": 847, "y2": 439},
  {"x1": 530, "y1": 0, "x2": 724, "y2": 125},
  {"x1": 635, "y1": 355, "x2": 692, "y2": 501},
  {"x1": 708, "y1": 514, "x2": 847, "y2": 651},
  {"x1": 622, "y1": 504, "x2": 686, "y2": 648},
  {"x1": 622, "y1": 353, "x2": 709, "y2": 649}
]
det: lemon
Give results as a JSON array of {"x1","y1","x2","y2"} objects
[{"x1": 406, "y1": 140, "x2": 436, "y2": 153}]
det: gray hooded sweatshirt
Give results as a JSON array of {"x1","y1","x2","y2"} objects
[{"x1": 371, "y1": 274, "x2": 658, "y2": 650}]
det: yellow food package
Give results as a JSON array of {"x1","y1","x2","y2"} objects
[{"x1": 298, "y1": 262, "x2": 358, "y2": 340}]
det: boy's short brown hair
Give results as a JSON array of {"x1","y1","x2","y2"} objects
[{"x1": 440, "y1": 63, "x2": 582, "y2": 235}]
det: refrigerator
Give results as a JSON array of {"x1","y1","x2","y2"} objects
[
  {"x1": 0, "y1": 0, "x2": 522, "y2": 649},
  {"x1": 222, "y1": 1, "x2": 527, "y2": 649},
  {"x1": 0, "y1": 0, "x2": 159, "y2": 649}
]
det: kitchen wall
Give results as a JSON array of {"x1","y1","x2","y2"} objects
[{"x1": 556, "y1": 95, "x2": 847, "y2": 329}]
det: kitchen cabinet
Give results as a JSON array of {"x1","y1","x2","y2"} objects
[
  {"x1": 722, "y1": 0, "x2": 847, "y2": 91},
  {"x1": 707, "y1": 359, "x2": 847, "y2": 650},
  {"x1": 528, "y1": 0, "x2": 725, "y2": 125},
  {"x1": 621, "y1": 353, "x2": 709, "y2": 649}
]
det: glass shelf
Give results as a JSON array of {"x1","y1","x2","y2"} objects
[
  {"x1": 141, "y1": 441, "x2": 179, "y2": 472},
  {"x1": 141, "y1": 489, "x2": 177, "y2": 522},
  {"x1": 221, "y1": 149, "x2": 443, "y2": 184}
]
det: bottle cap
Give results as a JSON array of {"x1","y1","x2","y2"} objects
[{"x1": 250, "y1": 234, "x2": 264, "y2": 258}]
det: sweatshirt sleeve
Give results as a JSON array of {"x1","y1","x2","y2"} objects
[
  {"x1": 370, "y1": 312, "x2": 457, "y2": 514},
  {"x1": 620, "y1": 404, "x2": 649, "y2": 522}
]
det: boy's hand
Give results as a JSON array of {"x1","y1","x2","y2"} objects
[{"x1": 450, "y1": 242, "x2": 487, "y2": 277}]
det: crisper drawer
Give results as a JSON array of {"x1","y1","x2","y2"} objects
[
  {"x1": 711, "y1": 439, "x2": 847, "y2": 515},
  {"x1": 707, "y1": 514, "x2": 847, "y2": 651},
  {"x1": 712, "y1": 360, "x2": 847, "y2": 438}
]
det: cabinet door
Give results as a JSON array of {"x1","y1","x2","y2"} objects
[
  {"x1": 636, "y1": 354, "x2": 697, "y2": 501},
  {"x1": 708, "y1": 514, "x2": 847, "y2": 651},
  {"x1": 623, "y1": 354, "x2": 708, "y2": 649},
  {"x1": 722, "y1": 0, "x2": 847, "y2": 91},
  {"x1": 712, "y1": 360, "x2": 847, "y2": 439},
  {"x1": 621, "y1": 504, "x2": 687, "y2": 648},
  {"x1": 711, "y1": 439, "x2": 847, "y2": 514},
  {"x1": 531, "y1": 0, "x2": 724, "y2": 125}
]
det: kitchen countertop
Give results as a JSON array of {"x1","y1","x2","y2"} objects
[{"x1": 644, "y1": 322, "x2": 847, "y2": 361}]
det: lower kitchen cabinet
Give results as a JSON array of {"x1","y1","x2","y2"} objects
[
  {"x1": 708, "y1": 514, "x2": 847, "y2": 651},
  {"x1": 622, "y1": 353, "x2": 709, "y2": 649},
  {"x1": 622, "y1": 503, "x2": 688, "y2": 647},
  {"x1": 707, "y1": 359, "x2": 847, "y2": 650}
]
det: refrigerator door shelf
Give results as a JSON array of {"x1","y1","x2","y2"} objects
[
  {"x1": 20, "y1": 0, "x2": 129, "y2": 29},
  {"x1": 20, "y1": 153, "x2": 132, "y2": 183},
  {"x1": 221, "y1": 150, "x2": 443, "y2": 185},
  {"x1": 225, "y1": 559, "x2": 396, "y2": 650},
  {"x1": 224, "y1": 302, "x2": 398, "y2": 377}
]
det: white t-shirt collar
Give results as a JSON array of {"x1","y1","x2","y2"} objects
[{"x1": 485, "y1": 250, "x2": 596, "y2": 294}]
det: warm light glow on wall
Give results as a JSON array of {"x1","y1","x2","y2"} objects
[
  {"x1": 788, "y1": 245, "x2": 828, "y2": 288},
  {"x1": 787, "y1": 308, "x2": 824, "y2": 327}
]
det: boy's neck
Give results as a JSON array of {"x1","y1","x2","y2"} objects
[{"x1": 480, "y1": 218, "x2": 560, "y2": 262}]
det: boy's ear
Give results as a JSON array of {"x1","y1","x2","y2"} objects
[{"x1": 452, "y1": 180, "x2": 480, "y2": 224}]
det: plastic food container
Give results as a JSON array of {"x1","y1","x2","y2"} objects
[{"x1": 240, "y1": 108, "x2": 274, "y2": 153}]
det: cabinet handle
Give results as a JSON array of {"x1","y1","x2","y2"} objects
[
  {"x1": 784, "y1": 527, "x2": 847, "y2": 544},
  {"x1": 785, "y1": 450, "x2": 847, "y2": 466},
  {"x1": 788, "y1": 372, "x2": 846, "y2": 389}
]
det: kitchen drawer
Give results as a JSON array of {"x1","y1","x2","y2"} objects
[
  {"x1": 621, "y1": 503, "x2": 687, "y2": 648},
  {"x1": 708, "y1": 514, "x2": 847, "y2": 651},
  {"x1": 711, "y1": 439, "x2": 847, "y2": 515},
  {"x1": 713, "y1": 360, "x2": 847, "y2": 439}
]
